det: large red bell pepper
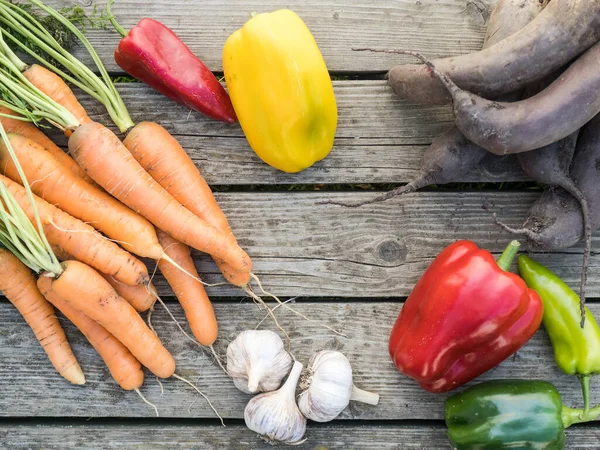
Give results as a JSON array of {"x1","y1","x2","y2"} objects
[{"x1": 389, "y1": 240, "x2": 543, "y2": 393}]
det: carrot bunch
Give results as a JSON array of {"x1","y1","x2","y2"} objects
[
  {"x1": 0, "y1": 0, "x2": 270, "y2": 405},
  {"x1": 0, "y1": 121, "x2": 164, "y2": 411}
]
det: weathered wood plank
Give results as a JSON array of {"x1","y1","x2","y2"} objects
[
  {"x1": 44, "y1": 82, "x2": 525, "y2": 185},
  {"x1": 44, "y1": 0, "x2": 495, "y2": 73},
  {"x1": 109, "y1": 191, "x2": 599, "y2": 298},
  {"x1": 1, "y1": 423, "x2": 598, "y2": 449},
  {"x1": 0, "y1": 302, "x2": 597, "y2": 419}
]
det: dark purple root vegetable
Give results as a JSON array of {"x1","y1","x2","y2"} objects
[
  {"x1": 496, "y1": 115, "x2": 600, "y2": 323},
  {"x1": 387, "y1": 0, "x2": 599, "y2": 105},
  {"x1": 513, "y1": 132, "x2": 591, "y2": 319},
  {"x1": 321, "y1": 0, "x2": 543, "y2": 209},
  {"x1": 321, "y1": 128, "x2": 488, "y2": 207},
  {"x1": 483, "y1": 0, "x2": 549, "y2": 46},
  {"x1": 407, "y1": 42, "x2": 600, "y2": 155},
  {"x1": 516, "y1": 133, "x2": 583, "y2": 200}
]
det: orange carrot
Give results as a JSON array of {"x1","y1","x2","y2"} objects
[
  {"x1": 0, "y1": 106, "x2": 93, "y2": 184},
  {"x1": 124, "y1": 122, "x2": 233, "y2": 236},
  {"x1": 68, "y1": 121, "x2": 251, "y2": 275},
  {"x1": 0, "y1": 249, "x2": 84, "y2": 384},
  {"x1": 47, "y1": 243, "x2": 156, "y2": 313},
  {"x1": 101, "y1": 273, "x2": 156, "y2": 313},
  {"x1": 49, "y1": 244, "x2": 71, "y2": 262},
  {"x1": 22, "y1": 64, "x2": 91, "y2": 131},
  {"x1": 45, "y1": 260, "x2": 175, "y2": 379},
  {"x1": 157, "y1": 230, "x2": 218, "y2": 346},
  {"x1": 0, "y1": 133, "x2": 165, "y2": 259},
  {"x1": 124, "y1": 122, "x2": 250, "y2": 286},
  {"x1": 0, "y1": 174, "x2": 149, "y2": 286},
  {"x1": 38, "y1": 276, "x2": 144, "y2": 390}
]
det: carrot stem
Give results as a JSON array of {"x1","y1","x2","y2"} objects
[
  {"x1": 0, "y1": 122, "x2": 61, "y2": 274},
  {"x1": 0, "y1": 5, "x2": 109, "y2": 105},
  {"x1": 20, "y1": 0, "x2": 134, "y2": 132},
  {"x1": 106, "y1": 0, "x2": 128, "y2": 38},
  {"x1": 0, "y1": 32, "x2": 25, "y2": 71},
  {"x1": 0, "y1": 29, "x2": 102, "y2": 103},
  {"x1": 0, "y1": 43, "x2": 79, "y2": 130}
]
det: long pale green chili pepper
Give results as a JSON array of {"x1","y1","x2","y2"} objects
[{"x1": 519, "y1": 255, "x2": 600, "y2": 419}]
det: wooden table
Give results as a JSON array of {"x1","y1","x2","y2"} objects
[{"x1": 1, "y1": 1, "x2": 599, "y2": 448}]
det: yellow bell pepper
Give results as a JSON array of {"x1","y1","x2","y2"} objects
[{"x1": 223, "y1": 9, "x2": 338, "y2": 173}]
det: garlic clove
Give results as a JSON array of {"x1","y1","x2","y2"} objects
[
  {"x1": 226, "y1": 330, "x2": 293, "y2": 394},
  {"x1": 298, "y1": 350, "x2": 379, "y2": 422},
  {"x1": 244, "y1": 360, "x2": 307, "y2": 445}
]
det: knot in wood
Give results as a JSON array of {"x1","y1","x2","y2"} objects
[{"x1": 377, "y1": 240, "x2": 406, "y2": 263}]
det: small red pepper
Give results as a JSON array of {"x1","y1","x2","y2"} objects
[
  {"x1": 108, "y1": 3, "x2": 236, "y2": 123},
  {"x1": 389, "y1": 240, "x2": 543, "y2": 393}
]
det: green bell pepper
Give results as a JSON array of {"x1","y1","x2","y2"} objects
[
  {"x1": 445, "y1": 380, "x2": 600, "y2": 450},
  {"x1": 518, "y1": 255, "x2": 600, "y2": 417}
]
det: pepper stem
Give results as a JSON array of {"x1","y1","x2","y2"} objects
[
  {"x1": 579, "y1": 375, "x2": 592, "y2": 419},
  {"x1": 496, "y1": 240, "x2": 521, "y2": 272},
  {"x1": 350, "y1": 385, "x2": 380, "y2": 406},
  {"x1": 562, "y1": 403, "x2": 600, "y2": 428},
  {"x1": 106, "y1": 0, "x2": 128, "y2": 38}
]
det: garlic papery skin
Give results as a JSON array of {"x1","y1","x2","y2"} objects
[
  {"x1": 227, "y1": 330, "x2": 293, "y2": 394},
  {"x1": 297, "y1": 350, "x2": 379, "y2": 422},
  {"x1": 244, "y1": 360, "x2": 307, "y2": 446}
]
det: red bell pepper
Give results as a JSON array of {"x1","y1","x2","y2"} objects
[
  {"x1": 389, "y1": 240, "x2": 543, "y2": 393},
  {"x1": 108, "y1": 1, "x2": 236, "y2": 123}
]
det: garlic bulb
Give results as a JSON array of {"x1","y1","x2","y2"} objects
[
  {"x1": 227, "y1": 330, "x2": 293, "y2": 394},
  {"x1": 244, "y1": 360, "x2": 307, "y2": 445},
  {"x1": 297, "y1": 350, "x2": 379, "y2": 422}
]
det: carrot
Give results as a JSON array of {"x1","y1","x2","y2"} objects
[
  {"x1": 0, "y1": 133, "x2": 166, "y2": 259},
  {"x1": 68, "y1": 121, "x2": 251, "y2": 274},
  {"x1": 0, "y1": 174, "x2": 149, "y2": 286},
  {"x1": 47, "y1": 243, "x2": 155, "y2": 312},
  {"x1": 124, "y1": 122, "x2": 250, "y2": 286},
  {"x1": 22, "y1": 64, "x2": 91, "y2": 131},
  {"x1": 124, "y1": 122, "x2": 233, "y2": 236},
  {"x1": 0, "y1": 106, "x2": 93, "y2": 184},
  {"x1": 0, "y1": 249, "x2": 84, "y2": 385},
  {"x1": 37, "y1": 275, "x2": 144, "y2": 391},
  {"x1": 50, "y1": 244, "x2": 72, "y2": 262},
  {"x1": 157, "y1": 230, "x2": 218, "y2": 346},
  {"x1": 45, "y1": 260, "x2": 176, "y2": 379},
  {"x1": 101, "y1": 273, "x2": 156, "y2": 313}
]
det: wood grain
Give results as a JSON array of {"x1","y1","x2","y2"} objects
[
  {"x1": 44, "y1": 0, "x2": 495, "y2": 73},
  {"x1": 85, "y1": 190, "x2": 598, "y2": 298},
  {"x1": 1, "y1": 301, "x2": 598, "y2": 419},
  {"x1": 1, "y1": 423, "x2": 597, "y2": 449},
  {"x1": 43, "y1": 82, "x2": 525, "y2": 185}
]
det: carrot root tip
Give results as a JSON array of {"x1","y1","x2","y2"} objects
[
  {"x1": 135, "y1": 388, "x2": 159, "y2": 417},
  {"x1": 250, "y1": 273, "x2": 346, "y2": 338},
  {"x1": 242, "y1": 283, "x2": 291, "y2": 348},
  {"x1": 209, "y1": 344, "x2": 228, "y2": 375},
  {"x1": 155, "y1": 376, "x2": 164, "y2": 396},
  {"x1": 172, "y1": 373, "x2": 224, "y2": 426}
]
